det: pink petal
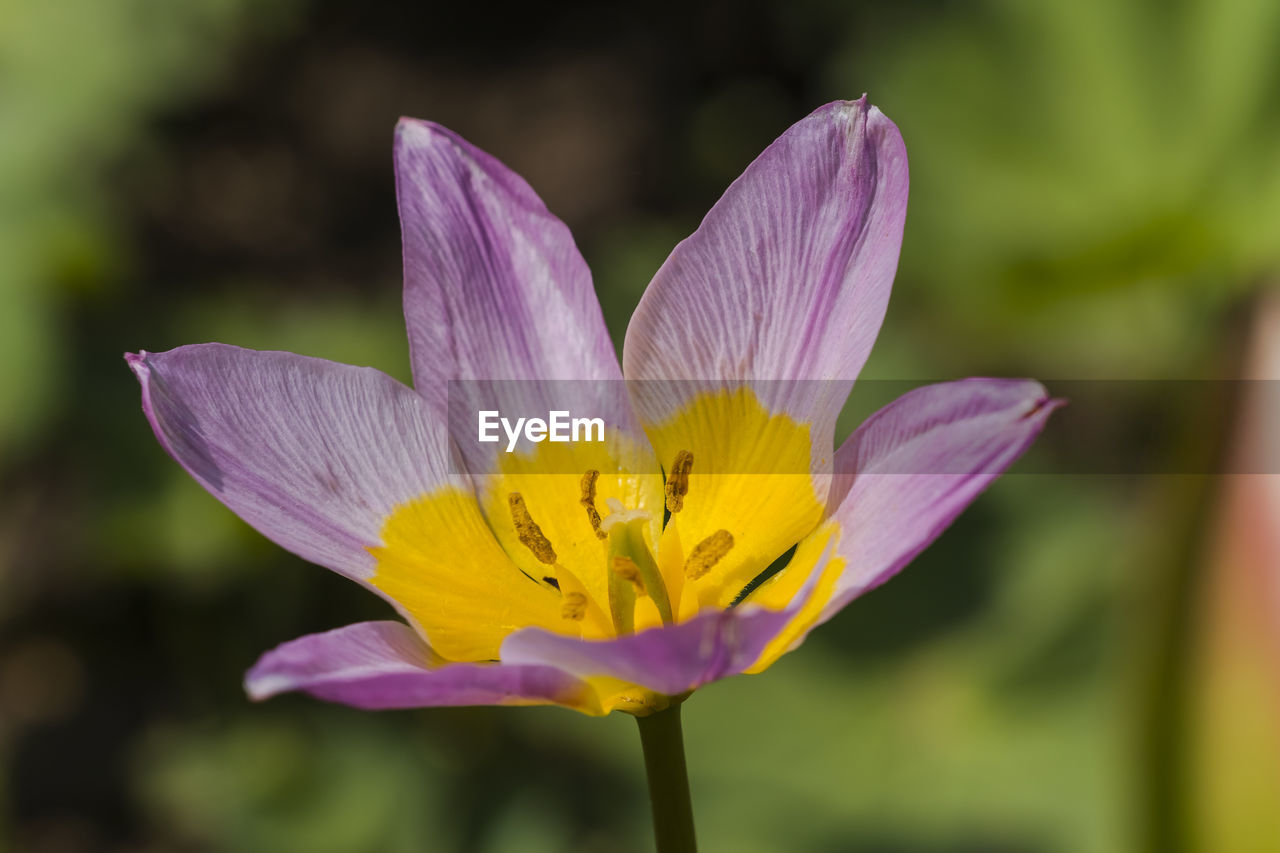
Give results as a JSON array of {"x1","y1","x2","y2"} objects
[
  {"x1": 623, "y1": 98, "x2": 909, "y2": 433},
  {"x1": 126, "y1": 344, "x2": 456, "y2": 582},
  {"x1": 246, "y1": 621, "x2": 596, "y2": 711},
  {"x1": 395, "y1": 118, "x2": 621, "y2": 413},
  {"x1": 824, "y1": 378, "x2": 1062, "y2": 617}
]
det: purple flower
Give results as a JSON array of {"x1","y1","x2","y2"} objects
[{"x1": 127, "y1": 99, "x2": 1059, "y2": 717}]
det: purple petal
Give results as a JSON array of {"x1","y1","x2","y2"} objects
[
  {"x1": 247, "y1": 621, "x2": 596, "y2": 711},
  {"x1": 623, "y1": 98, "x2": 908, "y2": 430},
  {"x1": 500, "y1": 551, "x2": 830, "y2": 696},
  {"x1": 395, "y1": 119, "x2": 621, "y2": 419},
  {"x1": 127, "y1": 344, "x2": 454, "y2": 582},
  {"x1": 823, "y1": 379, "x2": 1062, "y2": 618}
]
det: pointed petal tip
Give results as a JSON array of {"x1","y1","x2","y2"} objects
[
  {"x1": 124, "y1": 351, "x2": 149, "y2": 377},
  {"x1": 242, "y1": 672, "x2": 281, "y2": 703},
  {"x1": 816, "y1": 95, "x2": 875, "y2": 122},
  {"x1": 813, "y1": 96, "x2": 870, "y2": 122},
  {"x1": 394, "y1": 117, "x2": 455, "y2": 151},
  {"x1": 828, "y1": 94, "x2": 895, "y2": 127},
  {"x1": 961, "y1": 377, "x2": 1067, "y2": 425},
  {"x1": 394, "y1": 115, "x2": 425, "y2": 134},
  {"x1": 1026, "y1": 394, "x2": 1069, "y2": 421},
  {"x1": 998, "y1": 378, "x2": 1066, "y2": 420}
]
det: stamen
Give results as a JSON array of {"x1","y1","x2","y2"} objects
[
  {"x1": 684, "y1": 529, "x2": 734, "y2": 580},
  {"x1": 665, "y1": 450, "x2": 693, "y2": 513},
  {"x1": 579, "y1": 469, "x2": 607, "y2": 540},
  {"x1": 612, "y1": 555, "x2": 646, "y2": 594},
  {"x1": 561, "y1": 592, "x2": 588, "y2": 621},
  {"x1": 508, "y1": 492, "x2": 557, "y2": 565}
]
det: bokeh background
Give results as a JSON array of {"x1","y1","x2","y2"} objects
[{"x1": 2, "y1": 0, "x2": 1279, "y2": 850}]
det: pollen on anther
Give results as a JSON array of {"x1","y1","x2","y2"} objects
[
  {"x1": 508, "y1": 492, "x2": 557, "y2": 564},
  {"x1": 665, "y1": 450, "x2": 693, "y2": 513},
  {"x1": 579, "y1": 469, "x2": 607, "y2": 540},
  {"x1": 684, "y1": 529, "x2": 734, "y2": 580},
  {"x1": 561, "y1": 591, "x2": 588, "y2": 621},
  {"x1": 612, "y1": 555, "x2": 646, "y2": 594}
]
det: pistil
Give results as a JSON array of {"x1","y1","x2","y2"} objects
[
  {"x1": 602, "y1": 499, "x2": 674, "y2": 627},
  {"x1": 612, "y1": 556, "x2": 646, "y2": 593}
]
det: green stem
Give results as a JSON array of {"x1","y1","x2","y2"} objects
[{"x1": 635, "y1": 704, "x2": 697, "y2": 853}]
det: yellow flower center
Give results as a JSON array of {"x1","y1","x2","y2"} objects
[
  {"x1": 501, "y1": 452, "x2": 736, "y2": 638},
  {"x1": 365, "y1": 387, "x2": 835, "y2": 714}
]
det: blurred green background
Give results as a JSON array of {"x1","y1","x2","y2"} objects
[{"x1": 2, "y1": 0, "x2": 1279, "y2": 850}]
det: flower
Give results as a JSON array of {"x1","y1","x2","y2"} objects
[{"x1": 126, "y1": 98, "x2": 1059, "y2": 717}]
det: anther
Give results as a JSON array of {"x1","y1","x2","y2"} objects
[
  {"x1": 561, "y1": 592, "x2": 588, "y2": 621},
  {"x1": 579, "y1": 470, "x2": 607, "y2": 540},
  {"x1": 612, "y1": 555, "x2": 646, "y2": 594},
  {"x1": 665, "y1": 450, "x2": 693, "y2": 513},
  {"x1": 684, "y1": 529, "x2": 734, "y2": 580},
  {"x1": 508, "y1": 492, "x2": 557, "y2": 564}
]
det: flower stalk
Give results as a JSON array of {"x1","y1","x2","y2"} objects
[{"x1": 636, "y1": 704, "x2": 697, "y2": 853}]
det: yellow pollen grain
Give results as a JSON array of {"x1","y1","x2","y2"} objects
[
  {"x1": 665, "y1": 449, "x2": 693, "y2": 513},
  {"x1": 561, "y1": 591, "x2": 588, "y2": 621},
  {"x1": 611, "y1": 555, "x2": 646, "y2": 594},
  {"x1": 507, "y1": 492, "x2": 557, "y2": 565},
  {"x1": 684, "y1": 529, "x2": 734, "y2": 580},
  {"x1": 579, "y1": 469, "x2": 607, "y2": 540}
]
